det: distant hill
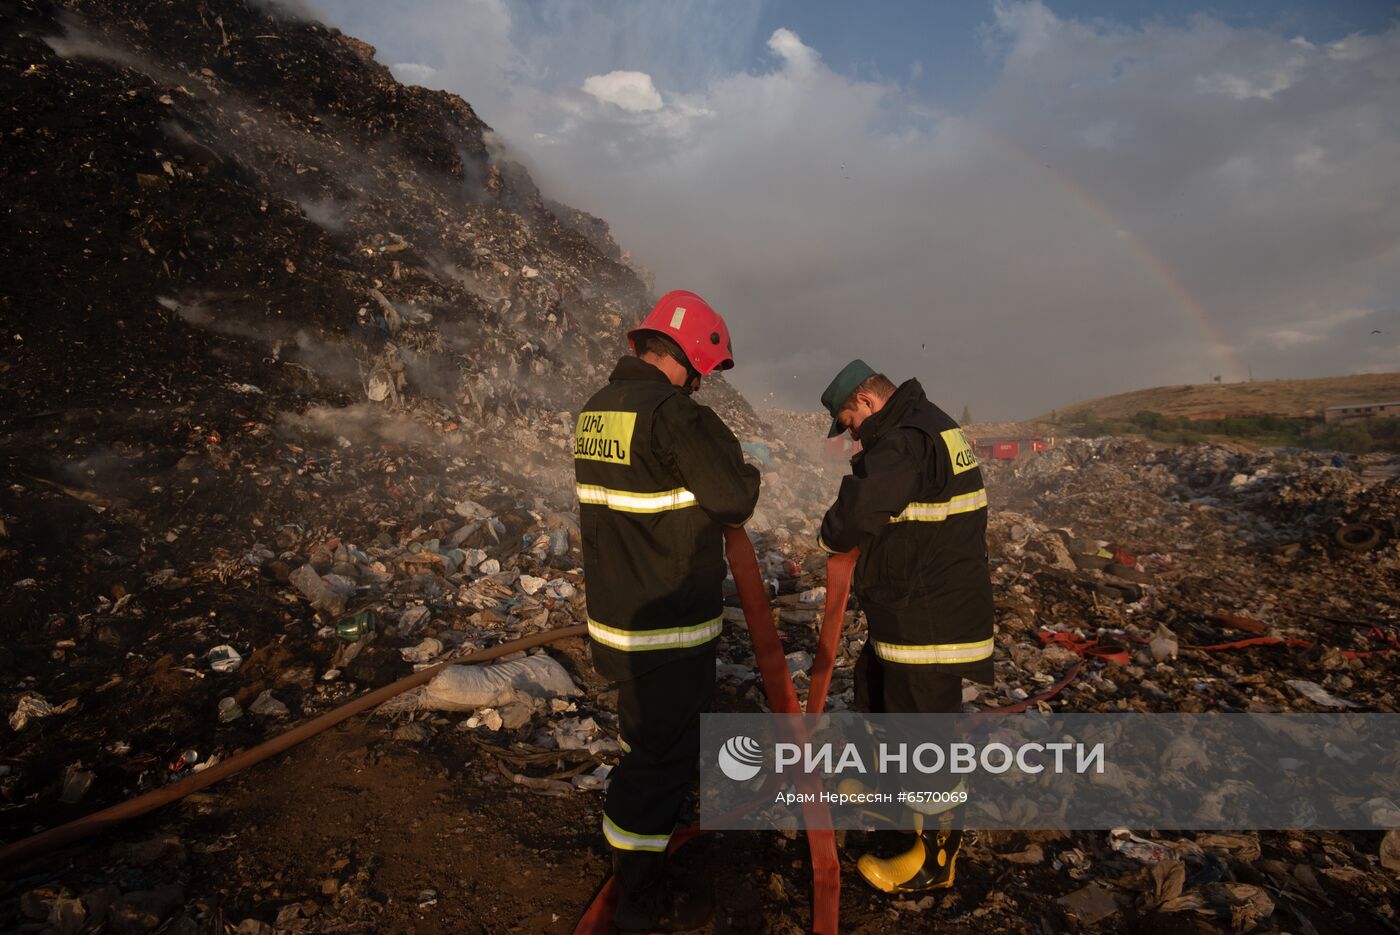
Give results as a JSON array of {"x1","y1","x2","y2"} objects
[{"x1": 1037, "y1": 373, "x2": 1400, "y2": 423}]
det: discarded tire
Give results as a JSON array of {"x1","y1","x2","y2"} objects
[{"x1": 1336, "y1": 523, "x2": 1381, "y2": 552}]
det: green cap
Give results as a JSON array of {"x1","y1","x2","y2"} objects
[{"x1": 820, "y1": 359, "x2": 877, "y2": 437}]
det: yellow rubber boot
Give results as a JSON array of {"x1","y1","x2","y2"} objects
[
  {"x1": 855, "y1": 817, "x2": 963, "y2": 895},
  {"x1": 857, "y1": 835, "x2": 929, "y2": 893}
]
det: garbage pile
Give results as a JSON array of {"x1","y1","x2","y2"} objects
[
  {"x1": 2, "y1": 0, "x2": 1397, "y2": 930},
  {"x1": 699, "y1": 433, "x2": 1400, "y2": 931}
]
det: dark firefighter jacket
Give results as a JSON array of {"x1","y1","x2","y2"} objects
[
  {"x1": 819, "y1": 379, "x2": 994, "y2": 683},
  {"x1": 575, "y1": 356, "x2": 762, "y2": 680}
]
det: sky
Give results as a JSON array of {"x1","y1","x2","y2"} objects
[{"x1": 308, "y1": 0, "x2": 1400, "y2": 420}]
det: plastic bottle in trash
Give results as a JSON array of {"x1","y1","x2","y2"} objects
[
  {"x1": 336, "y1": 610, "x2": 376, "y2": 642},
  {"x1": 549, "y1": 527, "x2": 569, "y2": 556},
  {"x1": 218, "y1": 697, "x2": 244, "y2": 723}
]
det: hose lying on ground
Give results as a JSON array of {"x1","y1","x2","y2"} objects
[{"x1": 0, "y1": 624, "x2": 589, "y2": 873}]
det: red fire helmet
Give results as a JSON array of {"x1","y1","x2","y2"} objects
[{"x1": 627, "y1": 290, "x2": 735, "y2": 376}]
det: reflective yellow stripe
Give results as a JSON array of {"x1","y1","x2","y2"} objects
[
  {"x1": 588, "y1": 616, "x2": 722, "y2": 652},
  {"x1": 889, "y1": 489, "x2": 988, "y2": 524},
  {"x1": 873, "y1": 637, "x2": 993, "y2": 664},
  {"x1": 576, "y1": 483, "x2": 697, "y2": 514},
  {"x1": 817, "y1": 533, "x2": 837, "y2": 554},
  {"x1": 603, "y1": 815, "x2": 671, "y2": 852}
]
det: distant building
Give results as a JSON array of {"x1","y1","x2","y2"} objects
[{"x1": 1324, "y1": 401, "x2": 1400, "y2": 424}]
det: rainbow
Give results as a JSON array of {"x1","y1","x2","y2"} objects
[{"x1": 938, "y1": 111, "x2": 1245, "y2": 380}]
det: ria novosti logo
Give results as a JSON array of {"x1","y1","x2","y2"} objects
[{"x1": 717, "y1": 735, "x2": 764, "y2": 781}]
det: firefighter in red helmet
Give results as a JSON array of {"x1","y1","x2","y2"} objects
[{"x1": 575, "y1": 290, "x2": 760, "y2": 932}]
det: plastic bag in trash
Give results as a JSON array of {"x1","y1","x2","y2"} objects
[{"x1": 422, "y1": 655, "x2": 579, "y2": 711}]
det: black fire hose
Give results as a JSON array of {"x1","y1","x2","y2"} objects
[{"x1": 0, "y1": 624, "x2": 588, "y2": 873}]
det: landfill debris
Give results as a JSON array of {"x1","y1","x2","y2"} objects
[
  {"x1": 9, "y1": 693, "x2": 72, "y2": 731},
  {"x1": 336, "y1": 610, "x2": 377, "y2": 642},
  {"x1": 1057, "y1": 882, "x2": 1119, "y2": 924},
  {"x1": 248, "y1": 691, "x2": 290, "y2": 719},
  {"x1": 1, "y1": 0, "x2": 1396, "y2": 930},
  {"x1": 397, "y1": 605, "x2": 431, "y2": 636},
  {"x1": 290, "y1": 565, "x2": 357, "y2": 617},
  {"x1": 1285, "y1": 679, "x2": 1359, "y2": 709},
  {"x1": 59, "y1": 767, "x2": 95, "y2": 804},
  {"x1": 1109, "y1": 827, "x2": 1173, "y2": 864},
  {"x1": 1382, "y1": 830, "x2": 1400, "y2": 874},
  {"x1": 416, "y1": 655, "x2": 580, "y2": 712},
  {"x1": 217, "y1": 698, "x2": 244, "y2": 723},
  {"x1": 1148, "y1": 623, "x2": 1179, "y2": 661},
  {"x1": 466, "y1": 708, "x2": 504, "y2": 732},
  {"x1": 207, "y1": 645, "x2": 243, "y2": 673},
  {"x1": 400, "y1": 637, "x2": 444, "y2": 664}
]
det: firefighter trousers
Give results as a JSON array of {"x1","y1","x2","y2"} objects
[
  {"x1": 854, "y1": 641, "x2": 962, "y2": 714},
  {"x1": 603, "y1": 646, "x2": 717, "y2": 908},
  {"x1": 854, "y1": 641, "x2": 967, "y2": 812}
]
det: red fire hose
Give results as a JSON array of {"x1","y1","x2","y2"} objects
[{"x1": 574, "y1": 530, "x2": 854, "y2": 935}]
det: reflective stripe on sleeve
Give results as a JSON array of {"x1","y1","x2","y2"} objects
[
  {"x1": 588, "y1": 616, "x2": 722, "y2": 652},
  {"x1": 889, "y1": 488, "x2": 988, "y2": 523},
  {"x1": 873, "y1": 637, "x2": 994, "y2": 665},
  {"x1": 603, "y1": 815, "x2": 671, "y2": 852},
  {"x1": 576, "y1": 483, "x2": 697, "y2": 514}
]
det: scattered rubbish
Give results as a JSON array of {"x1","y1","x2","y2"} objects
[
  {"x1": 1148, "y1": 624, "x2": 1179, "y2": 661},
  {"x1": 1057, "y1": 882, "x2": 1119, "y2": 924},
  {"x1": 249, "y1": 690, "x2": 290, "y2": 718},
  {"x1": 1335, "y1": 522, "x2": 1380, "y2": 552},
  {"x1": 207, "y1": 645, "x2": 243, "y2": 673},
  {"x1": 217, "y1": 697, "x2": 244, "y2": 723},
  {"x1": 1285, "y1": 679, "x2": 1359, "y2": 709},
  {"x1": 1109, "y1": 828, "x2": 1172, "y2": 864},
  {"x1": 397, "y1": 605, "x2": 431, "y2": 636},
  {"x1": 336, "y1": 610, "x2": 376, "y2": 642},
  {"x1": 290, "y1": 565, "x2": 356, "y2": 616},
  {"x1": 59, "y1": 767, "x2": 95, "y2": 804},
  {"x1": 9, "y1": 693, "x2": 69, "y2": 731},
  {"x1": 1382, "y1": 830, "x2": 1400, "y2": 874},
  {"x1": 400, "y1": 637, "x2": 444, "y2": 664},
  {"x1": 466, "y1": 708, "x2": 504, "y2": 731},
  {"x1": 998, "y1": 843, "x2": 1045, "y2": 865},
  {"x1": 418, "y1": 655, "x2": 579, "y2": 711}
]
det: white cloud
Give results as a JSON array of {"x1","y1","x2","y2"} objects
[
  {"x1": 767, "y1": 27, "x2": 819, "y2": 75},
  {"x1": 1195, "y1": 66, "x2": 1299, "y2": 101},
  {"x1": 390, "y1": 62, "x2": 439, "y2": 85},
  {"x1": 581, "y1": 70, "x2": 663, "y2": 112},
  {"x1": 312, "y1": 0, "x2": 1400, "y2": 418}
]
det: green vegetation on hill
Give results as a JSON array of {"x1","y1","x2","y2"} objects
[
  {"x1": 1060, "y1": 409, "x2": 1400, "y2": 454},
  {"x1": 1036, "y1": 373, "x2": 1400, "y2": 423}
]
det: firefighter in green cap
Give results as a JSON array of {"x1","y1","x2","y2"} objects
[{"x1": 817, "y1": 359, "x2": 994, "y2": 894}]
